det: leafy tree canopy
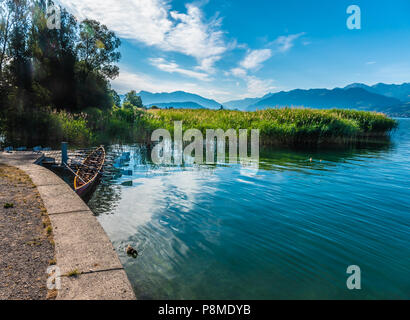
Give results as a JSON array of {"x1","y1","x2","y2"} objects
[
  {"x1": 124, "y1": 90, "x2": 143, "y2": 108},
  {"x1": 0, "y1": 0, "x2": 123, "y2": 145}
]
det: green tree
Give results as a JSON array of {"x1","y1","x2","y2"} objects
[
  {"x1": 124, "y1": 90, "x2": 143, "y2": 108},
  {"x1": 0, "y1": 0, "x2": 123, "y2": 146},
  {"x1": 75, "y1": 19, "x2": 121, "y2": 111},
  {"x1": 77, "y1": 19, "x2": 121, "y2": 80},
  {"x1": 110, "y1": 89, "x2": 121, "y2": 107},
  {"x1": 29, "y1": 1, "x2": 79, "y2": 111},
  {"x1": 0, "y1": 0, "x2": 13, "y2": 78},
  {"x1": 8, "y1": 0, "x2": 31, "y2": 91}
]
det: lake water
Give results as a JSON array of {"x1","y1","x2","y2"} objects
[{"x1": 89, "y1": 119, "x2": 410, "y2": 299}]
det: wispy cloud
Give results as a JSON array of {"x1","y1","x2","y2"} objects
[
  {"x1": 56, "y1": 0, "x2": 227, "y2": 71},
  {"x1": 149, "y1": 58, "x2": 210, "y2": 81},
  {"x1": 366, "y1": 61, "x2": 376, "y2": 65},
  {"x1": 230, "y1": 67, "x2": 247, "y2": 77},
  {"x1": 270, "y1": 32, "x2": 306, "y2": 53},
  {"x1": 195, "y1": 56, "x2": 221, "y2": 74},
  {"x1": 226, "y1": 69, "x2": 276, "y2": 98},
  {"x1": 236, "y1": 33, "x2": 305, "y2": 74},
  {"x1": 240, "y1": 49, "x2": 272, "y2": 70},
  {"x1": 244, "y1": 76, "x2": 276, "y2": 97}
]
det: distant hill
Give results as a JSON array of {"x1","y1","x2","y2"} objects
[
  {"x1": 344, "y1": 82, "x2": 410, "y2": 102},
  {"x1": 223, "y1": 93, "x2": 273, "y2": 110},
  {"x1": 376, "y1": 102, "x2": 410, "y2": 118},
  {"x1": 247, "y1": 87, "x2": 402, "y2": 111},
  {"x1": 223, "y1": 97, "x2": 262, "y2": 109},
  {"x1": 138, "y1": 90, "x2": 221, "y2": 109},
  {"x1": 147, "y1": 102, "x2": 205, "y2": 109}
]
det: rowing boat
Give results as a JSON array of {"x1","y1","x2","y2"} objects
[{"x1": 74, "y1": 146, "x2": 105, "y2": 197}]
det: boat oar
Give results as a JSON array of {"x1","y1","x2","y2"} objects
[{"x1": 63, "y1": 162, "x2": 86, "y2": 184}]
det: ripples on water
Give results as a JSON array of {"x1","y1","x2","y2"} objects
[{"x1": 88, "y1": 119, "x2": 410, "y2": 299}]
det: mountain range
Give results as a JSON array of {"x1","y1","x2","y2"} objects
[
  {"x1": 247, "y1": 88, "x2": 401, "y2": 110},
  {"x1": 225, "y1": 83, "x2": 409, "y2": 113},
  {"x1": 138, "y1": 90, "x2": 221, "y2": 109},
  {"x1": 147, "y1": 102, "x2": 205, "y2": 109},
  {"x1": 128, "y1": 83, "x2": 409, "y2": 117},
  {"x1": 344, "y1": 83, "x2": 410, "y2": 102},
  {"x1": 223, "y1": 93, "x2": 273, "y2": 110}
]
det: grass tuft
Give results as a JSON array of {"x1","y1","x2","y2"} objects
[
  {"x1": 67, "y1": 269, "x2": 80, "y2": 277},
  {"x1": 46, "y1": 226, "x2": 52, "y2": 235}
]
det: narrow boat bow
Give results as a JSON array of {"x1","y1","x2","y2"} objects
[{"x1": 74, "y1": 146, "x2": 105, "y2": 197}]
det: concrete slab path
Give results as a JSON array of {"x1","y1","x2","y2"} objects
[{"x1": 0, "y1": 152, "x2": 136, "y2": 300}]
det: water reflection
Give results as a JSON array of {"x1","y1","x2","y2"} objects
[
  {"x1": 88, "y1": 120, "x2": 409, "y2": 300},
  {"x1": 258, "y1": 141, "x2": 394, "y2": 173},
  {"x1": 92, "y1": 139, "x2": 395, "y2": 215}
]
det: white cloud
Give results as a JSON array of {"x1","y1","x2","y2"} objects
[
  {"x1": 165, "y1": 5, "x2": 226, "y2": 60},
  {"x1": 230, "y1": 67, "x2": 247, "y2": 77},
  {"x1": 56, "y1": 0, "x2": 171, "y2": 45},
  {"x1": 240, "y1": 49, "x2": 272, "y2": 70},
  {"x1": 149, "y1": 58, "x2": 210, "y2": 81},
  {"x1": 235, "y1": 33, "x2": 304, "y2": 73},
  {"x1": 272, "y1": 32, "x2": 305, "y2": 53},
  {"x1": 243, "y1": 76, "x2": 276, "y2": 97},
  {"x1": 366, "y1": 61, "x2": 376, "y2": 65},
  {"x1": 195, "y1": 56, "x2": 220, "y2": 74},
  {"x1": 225, "y1": 69, "x2": 276, "y2": 98},
  {"x1": 56, "y1": 0, "x2": 227, "y2": 70}
]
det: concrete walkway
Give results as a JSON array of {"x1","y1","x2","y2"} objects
[{"x1": 0, "y1": 152, "x2": 136, "y2": 300}]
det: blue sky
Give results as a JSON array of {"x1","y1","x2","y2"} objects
[{"x1": 57, "y1": 0, "x2": 410, "y2": 102}]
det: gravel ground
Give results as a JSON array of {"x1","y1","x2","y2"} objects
[{"x1": 0, "y1": 164, "x2": 55, "y2": 300}]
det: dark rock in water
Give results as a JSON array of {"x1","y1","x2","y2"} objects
[
  {"x1": 126, "y1": 245, "x2": 138, "y2": 258},
  {"x1": 121, "y1": 180, "x2": 133, "y2": 187}
]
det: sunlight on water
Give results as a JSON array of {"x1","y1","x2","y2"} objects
[{"x1": 88, "y1": 119, "x2": 410, "y2": 300}]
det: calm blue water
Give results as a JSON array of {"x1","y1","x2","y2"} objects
[{"x1": 89, "y1": 119, "x2": 410, "y2": 299}]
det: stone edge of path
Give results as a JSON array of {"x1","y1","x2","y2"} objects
[{"x1": 0, "y1": 152, "x2": 136, "y2": 300}]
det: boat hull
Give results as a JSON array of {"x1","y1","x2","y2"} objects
[
  {"x1": 74, "y1": 146, "x2": 105, "y2": 199},
  {"x1": 75, "y1": 173, "x2": 98, "y2": 196}
]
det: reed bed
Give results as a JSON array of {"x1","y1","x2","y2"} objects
[{"x1": 145, "y1": 108, "x2": 398, "y2": 145}]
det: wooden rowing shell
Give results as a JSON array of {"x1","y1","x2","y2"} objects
[{"x1": 74, "y1": 146, "x2": 105, "y2": 197}]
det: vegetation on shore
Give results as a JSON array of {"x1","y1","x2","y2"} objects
[
  {"x1": 145, "y1": 108, "x2": 398, "y2": 145},
  {"x1": 1, "y1": 103, "x2": 398, "y2": 147},
  {"x1": 67, "y1": 106, "x2": 399, "y2": 146}
]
